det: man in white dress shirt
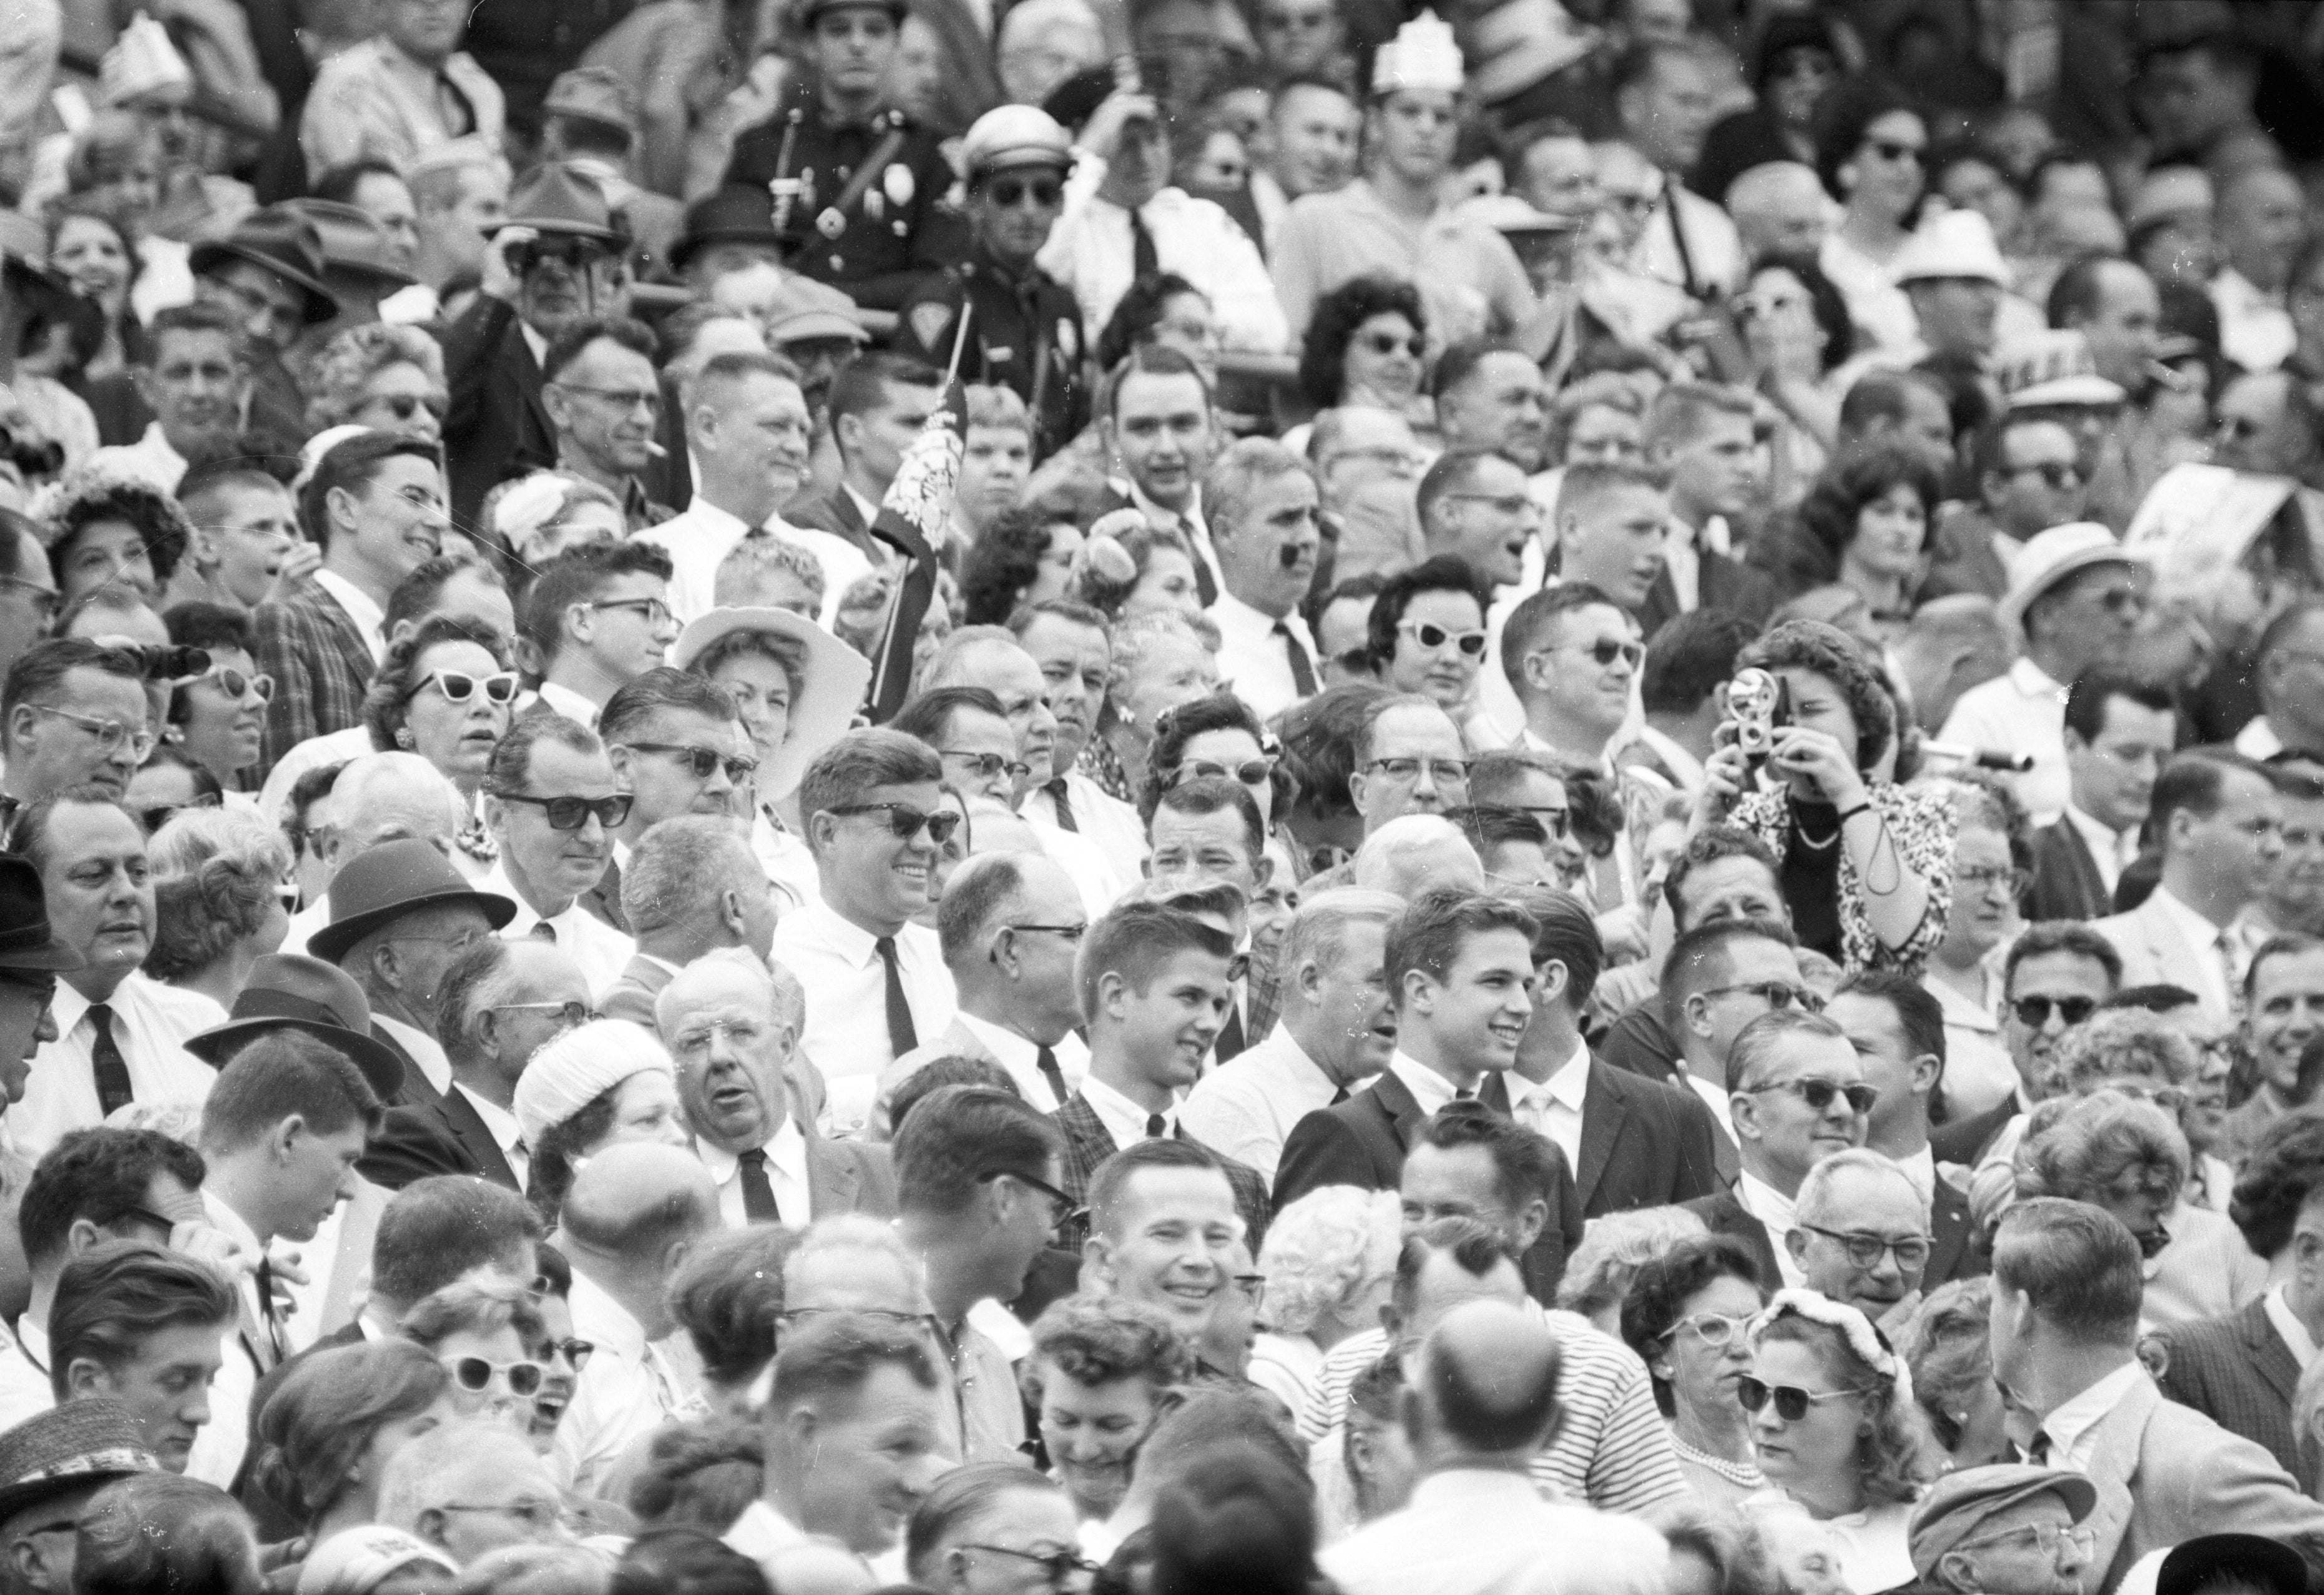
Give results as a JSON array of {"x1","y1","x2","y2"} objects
[
  {"x1": 1183, "y1": 888, "x2": 1401, "y2": 1183},
  {"x1": 1102, "y1": 348, "x2": 1223, "y2": 601},
  {"x1": 771, "y1": 730, "x2": 958, "y2": 1136},
  {"x1": 885, "y1": 852, "x2": 1091, "y2": 1115},
  {"x1": 550, "y1": 1142, "x2": 718, "y2": 1498},
  {"x1": 0, "y1": 643, "x2": 155, "y2": 813},
  {"x1": 635, "y1": 352, "x2": 867, "y2": 632},
  {"x1": 512, "y1": 542, "x2": 683, "y2": 730},
  {"x1": 1498, "y1": 584, "x2": 1640, "y2": 772},
  {"x1": 11, "y1": 794, "x2": 224, "y2": 1157},
  {"x1": 2211, "y1": 167, "x2": 2303, "y2": 375},
  {"x1": 85, "y1": 303, "x2": 246, "y2": 494},
  {"x1": 1012, "y1": 600, "x2": 1145, "y2": 866},
  {"x1": 1207, "y1": 438, "x2": 1323, "y2": 720},
  {"x1": 477, "y1": 713, "x2": 637, "y2": 1000}
]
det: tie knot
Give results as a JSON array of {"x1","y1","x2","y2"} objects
[
  {"x1": 738, "y1": 1147, "x2": 768, "y2": 1169},
  {"x1": 529, "y1": 921, "x2": 557, "y2": 943},
  {"x1": 87, "y1": 1004, "x2": 112, "y2": 1023},
  {"x1": 1145, "y1": 1112, "x2": 1168, "y2": 1138},
  {"x1": 1046, "y1": 778, "x2": 1069, "y2": 797}
]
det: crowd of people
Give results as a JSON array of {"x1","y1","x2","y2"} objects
[{"x1": 0, "y1": 0, "x2": 2320, "y2": 1593}]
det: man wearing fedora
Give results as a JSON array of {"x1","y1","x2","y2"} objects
[
  {"x1": 276, "y1": 199, "x2": 422, "y2": 345},
  {"x1": 540, "y1": 67, "x2": 684, "y2": 278},
  {"x1": 307, "y1": 838, "x2": 517, "y2": 1107},
  {"x1": 187, "y1": 205, "x2": 341, "y2": 445},
  {"x1": 672, "y1": 187, "x2": 789, "y2": 288},
  {"x1": 0, "y1": 1400, "x2": 157, "y2": 1593},
  {"x1": 11, "y1": 794, "x2": 223, "y2": 1159},
  {"x1": 443, "y1": 163, "x2": 635, "y2": 532}
]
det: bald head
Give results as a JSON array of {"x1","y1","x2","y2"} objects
[
  {"x1": 1726, "y1": 161, "x2": 1830, "y2": 261},
  {"x1": 1353, "y1": 815, "x2": 1483, "y2": 897},
  {"x1": 1417, "y1": 1298, "x2": 1562, "y2": 1458},
  {"x1": 657, "y1": 945, "x2": 803, "y2": 1038},
  {"x1": 555, "y1": 1141, "x2": 718, "y2": 1260},
  {"x1": 328, "y1": 753, "x2": 468, "y2": 865}
]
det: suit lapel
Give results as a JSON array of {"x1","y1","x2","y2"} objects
[
  {"x1": 1369, "y1": 1071, "x2": 1428, "y2": 1152},
  {"x1": 436, "y1": 1086, "x2": 517, "y2": 1190},
  {"x1": 373, "y1": 1023, "x2": 438, "y2": 1109},
  {"x1": 2242, "y1": 1297, "x2": 2303, "y2": 1406},
  {"x1": 1926, "y1": 1180, "x2": 1973, "y2": 1283},
  {"x1": 1575, "y1": 1063, "x2": 1624, "y2": 1212},
  {"x1": 2084, "y1": 1375, "x2": 2157, "y2": 1588},
  {"x1": 2061, "y1": 820, "x2": 2106, "y2": 915}
]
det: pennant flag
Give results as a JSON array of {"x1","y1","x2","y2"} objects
[{"x1": 864, "y1": 376, "x2": 964, "y2": 721}]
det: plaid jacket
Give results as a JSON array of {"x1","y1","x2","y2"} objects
[
  {"x1": 1054, "y1": 1092, "x2": 1270, "y2": 1254},
  {"x1": 254, "y1": 579, "x2": 375, "y2": 770}
]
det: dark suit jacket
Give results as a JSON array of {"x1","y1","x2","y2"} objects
[
  {"x1": 807, "y1": 1132, "x2": 900, "y2": 1219},
  {"x1": 1572, "y1": 1058, "x2": 1724, "y2": 1217},
  {"x1": 358, "y1": 1086, "x2": 520, "y2": 1193},
  {"x1": 1920, "y1": 504, "x2": 2013, "y2": 604},
  {"x1": 443, "y1": 293, "x2": 556, "y2": 535},
  {"x1": 252, "y1": 579, "x2": 375, "y2": 769},
  {"x1": 787, "y1": 484, "x2": 880, "y2": 562},
  {"x1": 1931, "y1": 1096, "x2": 2016, "y2": 1168},
  {"x1": 1638, "y1": 549, "x2": 1780, "y2": 639},
  {"x1": 1926, "y1": 1178, "x2": 1984, "y2": 1288},
  {"x1": 2149, "y1": 1297, "x2": 2306, "y2": 1485},
  {"x1": 370, "y1": 1023, "x2": 440, "y2": 1110},
  {"x1": 599, "y1": 955, "x2": 674, "y2": 1028},
  {"x1": 1053, "y1": 1094, "x2": 1270, "y2": 1253},
  {"x1": 1683, "y1": 1190, "x2": 1783, "y2": 1287},
  {"x1": 2029, "y1": 819, "x2": 2112, "y2": 923}
]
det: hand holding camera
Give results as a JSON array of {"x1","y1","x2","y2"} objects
[{"x1": 480, "y1": 225, "x2": 540, "y2": 305}]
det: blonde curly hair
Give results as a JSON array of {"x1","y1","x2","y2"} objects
[
  {"x1": 144, "y1": 807, "x2": 292, "y2": 982},
  {"x1": 303, "y1": 322, "x2": 448, "y2": 435},
  {"x1": 1257, "y1": 1186, "x2": 1401, "y2": 1337}
]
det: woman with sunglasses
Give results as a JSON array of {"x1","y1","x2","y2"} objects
[
  {"x1": 1619, "y1": 1234, "x2": 1770, "y2": 1511},
  {"x1": 1812, "y1": 84, "x2": 1928, "y2": 356},
  {"x1": 304, "y1": 321, "x2": 450, "y2": 446},
  {"x1": 1740, "y1": 1290, "x2": 1943, "y2": 1593},
  {"x1": 361, "y1": 615, "x2": 517, "y2": 864},
  {"x1": 398, "y1": 1275, "x2": 553, "y2": 1433},
  {"x1": 1365, "y1": 555, "x2": 1491, "y2": 720},
  {"x1": 1915, "y1": 777, "x2": 2033, "y2": 1121},
  {"x1": 159, "y1": 602, "x2": 271, "y2": 794},
  {"x1": 248, "y1": 1338, "x2": 462, "y2": 1581},
  {"x1": 1296, "y1": 276, "x2": 1432, "y2": 439},
  {"x1": 144, "y1": 805, "x2": 293, "y2": 1013},
  {"x1": 516, "y1": 1019, "x2": 694, "y2": 1227},
  {"x1": 1140, "y1": 689, "x2": 1295, "y2": 839},
  {"x1": 1700, "y1": 619, "x2": 1954, "y2": 977},
  {"x1": 908, "y1": 1463, "x2": 1096, "y2": 1595}
]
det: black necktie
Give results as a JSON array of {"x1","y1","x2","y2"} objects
[
  {"x1": 1215, "y1": 1005, "x2": 1247, "y2": 1063},
  {"x1": 529, "y1": 920, "x2": 557, "y2": 943},
  {"x1": 1035, "y1": 1045, "x2": 1069, "y2": 1104},
  {"x1": 88, "y1": 1004, "x2": 131, "y2": 1117},
  {"x1": 1192, "y1": 545, "x2": 1217, "y2": 606},
  {"x1": 1044, "y1": 778, "x2": 1078, "y2": 832},
  {"x1": 1275, "y1": 621, "x2": 1318, "y2": 697},
  {"x1": 1455, "y1": 1085, "x2": 1476, "y2": 1100},
  {"x1": 1129, "y1": 206, "x2": 1158, "y2": 278},
  {"x1": 253, "y1": 1255, "x2": 285, "y2": 1367},
  {"x1": 1330, "y1": 1084, "x2": 1350, "y2": 1105},
  {"x1": 737, "y1": 1147, "x2": 780, "y2": 1223},
  {"x1": 876, "y1": 936, "x2": 919, "y2": 1055},
  {"x1": 1144, "y1": 1112, "x2": 1168, "y2": 1138}
]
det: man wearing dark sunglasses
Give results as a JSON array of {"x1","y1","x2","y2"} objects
[
  {"x1": 895, "y1": 105, "x2": 1087, "y2": 461},
  {"x1": 775, "y1": 729, "x2": 960, "y2": 1134},
  {"x1": 1207, "y1": 439, "x2": 1323, "y2": 720},
  {"x1": 1503, "y1": 584, "x2": 1643, "y2": 775},
  {"x1": 1927, "y1": 416, "x2": 2090, "y2": 605},
  {"x1": 1680, "y1": 1008, "x2": 1870, "y2": 1288},
  {"x1": 479, "y1": 715, "x2": 640, "y2": 999},
  {"x1": 597, "y1": 669, "x2": 757, "y2": 930},
  {"x1": 1931, "y1": 923, "x2": 2121, "y2": 1169}
]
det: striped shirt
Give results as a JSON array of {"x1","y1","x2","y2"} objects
[{"x1": 1300, "y1": 1309, "x2": 1685, "y2": 1515}]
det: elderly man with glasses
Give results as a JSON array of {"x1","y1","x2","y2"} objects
[
  {"x1": 0, "y1": 641, "x2": 152, "y2": 821},
  {"x1": 1785, "y1": 1148, "x2": 1933, "y2": 1334}
]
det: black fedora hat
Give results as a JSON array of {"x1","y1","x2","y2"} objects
[
  {"x1": 308, "y1": 839, "x2": 515, "y2": 968},
  {"x1": 188, "y1": 206, "x2": 339, "y2": 325},
  {"x1": 0, "y1": 1398, "x2": 154, "y2": 1521},
  {"x1": 184, "y1": 954, "x2": 404, "y2": 1102},
  {"x1": 0, "y1": 855, "x2": 82, "y2": 974},
  {"x1": 670, "y1": 186, "x2": 787, "y2": 272}
]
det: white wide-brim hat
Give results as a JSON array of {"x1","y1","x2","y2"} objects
[{"x1": 673, "y1": 607, "x2": 870, "y2": 800}]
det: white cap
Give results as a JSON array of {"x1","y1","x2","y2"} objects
[
  {"x1": 101, "y1": 12, "x2": 191, "y2": 107},
  {"x1": 1891, "y1": 209, "x2": 2009, "y2": 287},
  {"x1": 1373, "y1": 12, "x2": 1463, "y2": 96},
  {"x1": 514, "y1": 1019, "x2": 675, "y2": 1147},
  {"x1": 1999, "y1": 522, "x2": 2146, "y2": 632},
  {"x1": 1994, "y1": 330, "x2": 2127, "y2": 411}
]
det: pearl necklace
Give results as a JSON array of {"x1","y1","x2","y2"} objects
[{"x1": 1671, "y1": 1433, "x2": 1765, "y2": 1487}]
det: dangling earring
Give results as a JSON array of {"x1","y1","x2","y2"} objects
[{"x1": 394, "y1": 727, "x2": 414, "y2": 749}]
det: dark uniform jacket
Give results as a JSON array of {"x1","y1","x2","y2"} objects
[
  {"x1": 725, "y1": 107, "x2": 966, "y2": 310},
  {"x1": 895, "y1": 242, "x2": 1090, "y2": 463}
]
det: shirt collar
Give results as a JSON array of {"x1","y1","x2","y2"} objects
[
  {"x1": 2268, "y1": 1283, "x2": 2320, "y2": 1369},
  {"x1": 2008, "y1": 656, "x2": 2066, "y2": 699},
  {"x1": 956, "y1": 1009, "x2": 1037, "y2": 1069},
  {"x1": 843, "y1": 484, "x2": 880, "y2": 528},
  {"x1": 2063, "y1": 802, "x2": 2138, "y2": 863},
  {"x1": 202, "y1": 1185, "x2": 264, "y2": 1255},
  {"x1": 454, "y1": 1083, "x2": 525, "y2": 1153},
  {"x1": 1081, "y1": 1071, "x2": 1175, "y2": 1147},
  {"x1": 1210, "y1": 588, "x2": 1282, "y2": 636},
  {"x1": 1896, "y1": 1144, "x2": 1937, "y2": 1210},
  {"x1": 2147, "y1": 883, "x2": 2225, "y2": 946},
  {"x1": 1737, "y1": 1169, "x2": 1797, "y2": 1235},
  {"x1": 1388, "y1": 1051, "x2": 1460, "y2": 1117},
  {"x1": 680, "y1": 496, "x2": 750, "y2": 540},
  {"x1": 313, "y1": 570, "x2": 386, "y2": 652},
  {"x1": 534, "y1": 679, "x2": 600, "y2": 729},
  {"x1": 800, "y1": 895, "x2": 883, "y2": 966},
  {"x1": 566, "y1": 1265, "x2": 647, "y2": 1359},
  {"x1": 2039, "y1": 1360, "x2": 2144, "y2": 1459},
  {"x1": 699, "y1": 1114, "x2": 805, "y2": 1185}
]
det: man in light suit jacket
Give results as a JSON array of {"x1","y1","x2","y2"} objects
[
  {"x1": 599, "y1": 817, "x2": 780, "y2": 1029},
  {"x1": 1991, "y1": 1199, "x2": 2324, "y2": 1594},
  {"x1": 2091, "y1": 752, "x2": 2283, "y2": 1025}
]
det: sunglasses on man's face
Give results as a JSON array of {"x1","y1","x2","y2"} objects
[
  {"x1": 2011, "y1": 994, "x2": 2096, "y2": 1029},
  {"x1": 496, "y1": 792, "x2": 635, "y2": 830},
  {"x1": 989, "y1": 177, "x2": 1063, "y2": 209},
  {"x1": 1865, "y1": 138, "x2": 1923, "y2": 164},
  {"x1": 828, "y1": 802, "x2": 964, "y2": 845},
  {"x1": 1742, "y1": 1076, "x2": 1876, "y2": 1116},
  {"x1": 629, "y1": 742, "x2": 758, "y2": 782},
  {"x1": 373, "y1": 391, "x2": 449, "y2": 423}
]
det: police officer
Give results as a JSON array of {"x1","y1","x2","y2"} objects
[
  {"x1": 896, "y1": 106, "x2": 1089, "y2": 463},
  {"x1": 723, "y1": 0, "x2": 964, "y2": 310}
]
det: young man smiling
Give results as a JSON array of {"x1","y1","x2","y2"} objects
[{"x1": 1100, "y1": 346, "x2": 1221, "y2": 601}]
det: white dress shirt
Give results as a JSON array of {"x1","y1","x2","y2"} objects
[
  {"x1": 1115, "y1": 478, "x2": 1223, "y2": 599},
  {"x1": 554, "y1": 1267, "x2": 691, "y2": 1497},
  {"x1": 2213, "y1": 267, "x2": 2295, "y2": 374},
  {"x1": 2146, "y1": 884, "x2": 2240, "y2": 1016},
  {"x1": 1037, "y1": 164, "x2": 1288, "y2": 354},
  {"x1": 1180, "y1": 1023, "x2": 1343, "y2": 1184},
  {"x1": 2266, "y1": 1283, "x2": 2320, "y2": 1370},
  {"x1": 2063, "y1": 801, "x2": 2141, "y2": 894},
  {"x1": 11, "y1": 976, "x2": 223, "y2": 1158},
  {"x1": 1320, "y1": 1468, "x2": 1669, "y2": 1595},
  {"x1": 1938, "y1": 655, "x2": 2071, "y2": 825},
  {"x1": 1080, "y1": 1071, "x2": 1177, "y2": 1149},
  {"x1": 186, "y1": 1190, "x2": 268, "y2": 1490},
  {"x1": 2036, "y1": 1360, "x2": 2145, "y2": 1471},
  {"x1": 474, "y1": 861, "x2": 636, "y2": 1002},
  {"x1": 1209, "y1": 591, "x2": 1317, "y2": 720},
  {"x1": 954, "y1": 1009, "x2": 1088, "y2": 1113},
  {"x1": 1506, "y1": 1037, "x2": 1589, "y2": 1171},
  {"x1": 312, "y1": 570, "x2": 388, "y2": 665},
  {"x1": 454, "y1": 1082, "x2": 529, "y2": 1190},
  {"x1": 1662, "y1": 514, "x2": 1701, "y2": 614},
  {"x1": 637, "y1": 498, "x2": 868, "y2": 634},
  {"x1": 1680, "y1": 1067, "x2": 1737, "y2": 1147},
  {"x1": 378, "y1": 1012, "x2": 453, "y2": 1097},
  {"x1": 528, "y1": 680, "x2": 602, "y2": 730},
  {"x1": 1387, "y1": 1051, "x2": 1462, "y2": 1117},
  {"x1": 1021, "y1": 770, "x2": 1147, "y2": 874},
  {"x1": 2237, "y1": 715, "x2": 2287, "y2": 760},
  {"x1": 699, "y1": 1114, "x2": 811, "y2": 1228},
  {"x1": 1737, "y1": 1170, "x2": 1805, "y2": 1288},
  {"x1": 769, "y1": 897, "x2": 956, "y2": 1136},
  {"x1": 1897, "y1": 1144, "x2": 1937, "y2": 1213},
  {"x1": 0, "y1": 1318, "x2": 54, "y2": 1436}
]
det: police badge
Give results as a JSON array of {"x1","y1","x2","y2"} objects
[{"x1": 885, "y1": 164, "x2": 915, "y2": 207}]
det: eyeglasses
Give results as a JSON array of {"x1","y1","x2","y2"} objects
[
  {"x1": 958, "y1": 1544, "x2": 1102, "y2": 1586},
  {"x1": 373, "y1": 391, "x2": 448, "y2": 422},
  {"x1": 544, "y1": 1337, "x2": 594, "y2": 1370},
  {"x1": 627, "y1": 742, "x2": 758, "y2": 782},
  {"x1": 2004, "y1": 459, "x2": 2084, "y2": 489},
  {"x1": 1743, "y1": 1077, "x2": 1876, "y2": 1115},
  {"x1": 444, "y1": 1354, "x2": 546, "y2": 1396},
  {"x1": 414, "y1": 669, "x2": 518, "y2": 706},
  {"x1": 1365, "y1": 756, "x2": 1471, "y2": 785},
  {"x1": 1357, "y1": 331, "x2": 1425, "y2": 358},
  {"x1": 585, "y1": 596, "x2": 674, "y2": 627},
  {"x1": 1956, "y1": 863, "x2": 2029, "y2": 896},
  {"x1": 493, "y1": 792, "x2": 634, "y2": 830},
  {"x1": 941, "y1": 748, "x2": 1032, "y2": 782},
  {"x1": 0, "y1": 574, "x2": 55, "y2": 621},
  {"x1": 1555, "y1": 637, "x2": 1645, "y2": 670},
  {"x1": 2011, "y1": 994, "x2": 2097, "y2": 1028},
  {"x1": 1866, "y1": 138, "x2": 1924, "y2": 164},
  {"x1": 988, "y1": 177, "x2": 1063, "y2": 208},
  {"x1": 826, "y1": 802, "x2": 964, "y2": 843},
  {"x1": 1799, "y1": 1222, "x2": 1931, "y2": 1271},
  {"x1": 1700, "y1": 979, "x2": 1825, "y2": 1013},
  {"x1": 1951, "y1": 1523, "x2": 2099, "y2": 1561},
  {"x1": 438, "y1": 1500, "x2": 563, "y2": 1533},
  {"x1": 1170, "y1": 756, "x2": 1274, "y2": 788},
  {"x1": 981, "y1": 1167, "x2": 1077, "y2": 1229},
  {"x1": 555, "y1": 382, "x2": 661, "y2": 414},
  {"x1": 489, "y1": 1000, "x2": 594, "y2": 1026},
  {"x1": 27, "y1": 705, "x2": 152, "y2": 761},
  {"x1": 1659, "y1": 1311, "x2": 1756, "y2": 1348},
  {"x1": 1737, "y1": 1377, "x2": 1874, "y2": 1420},
  {"x1": 1398, "y1": 620, "x2": 1487, "y2": 657},
  {"x1": 198, "y1": 663, "x2": 273, "y2": 702}
]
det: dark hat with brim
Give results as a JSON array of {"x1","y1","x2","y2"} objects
[
  {"x1": 506, "y1": 163, "x2": 630, "y2": 246},
  {"x1": 277, "y1": 199, "x2": 418, "y2": 288},
  {"x1": 306, "y1": 838, "x2": 516, "y2": 968},
  {"x1": 184, "y1": 953, "x2": 405, "y2": 1102},
  {"x1": 670, "y1": 186, "x2": 788, "y2": 273},
  {"x1": 0, "y1": 856, "x2": 84, "y2": 974},
  {"x1": 2153, "y1": 1536, "x2": 2309, "y2": 1595},
  {"x1": 188, "y1": 206, "x2": 340, "y2": 325},
  {"x1": 0, "y1": 1398, "x2": 155, "y2": 1523},
  {"x1": 799, "y1": 0, "x2": 907, "y2": 27}
]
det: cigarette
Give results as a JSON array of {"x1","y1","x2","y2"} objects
[{"x1": 645, "y1": 442, "x2": 669, "y2": 458}]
